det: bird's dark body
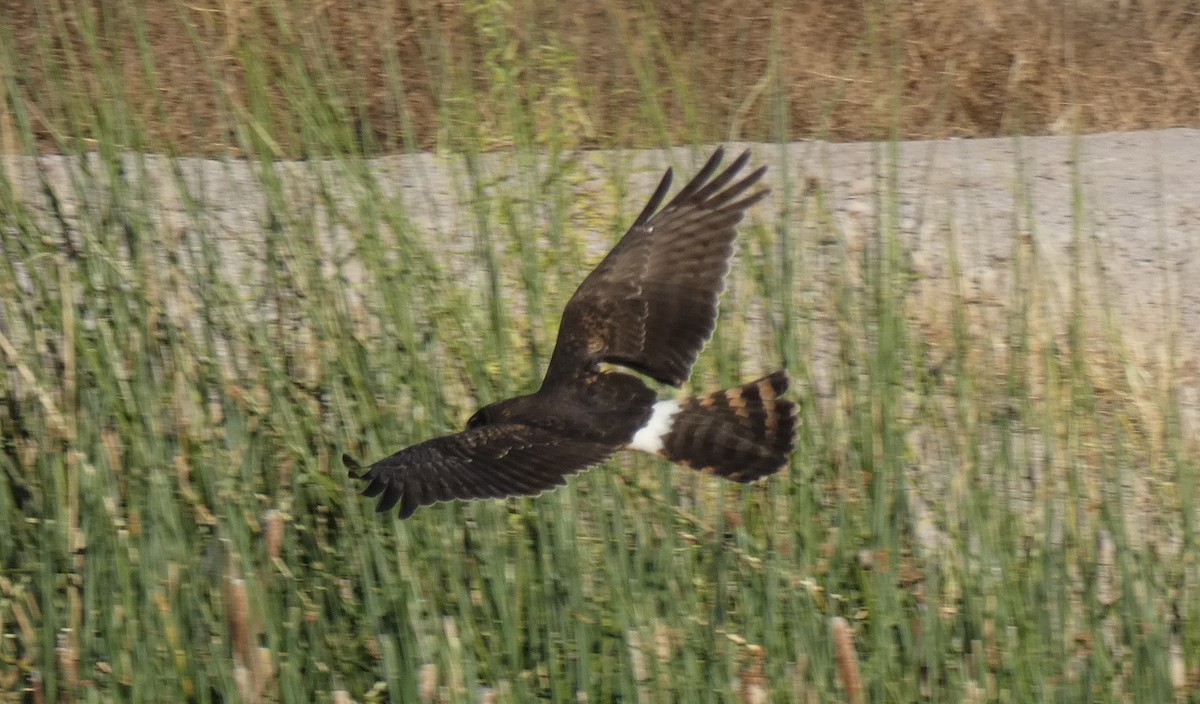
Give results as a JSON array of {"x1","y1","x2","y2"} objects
[
  {"x1": 345, "y1": 148, "x2": 797, "y2": 519},
  {"x1": 468, "y1": 370, "x2": 656, "y2": 446}
]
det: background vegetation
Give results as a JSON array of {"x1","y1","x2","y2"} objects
[
  {"x1": 1, "y1": 0, "x2": 1198, "y2": 702},
  {"x1": 4, "y1": 0, "x2": 1200, "y2": 156}
]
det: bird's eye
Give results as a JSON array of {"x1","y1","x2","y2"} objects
[{"x1": 466, "y1": 409, "x2": 487, "y2": 429}]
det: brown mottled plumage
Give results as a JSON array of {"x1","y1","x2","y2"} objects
[{"x1": 345, "y1": 148, "x2": 796, "y2": 519}]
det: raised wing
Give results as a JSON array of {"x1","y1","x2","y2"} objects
[
  {"x1": 344, "y1": 425, "x2": 617, "y2": 518},
  {"x1": 544, "y1": 147, "x2": 769, "y2": 388}
]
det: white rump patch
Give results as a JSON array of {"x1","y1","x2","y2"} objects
[{"x1": 628, "y1": 399, "x2": 681, "y2": 455}]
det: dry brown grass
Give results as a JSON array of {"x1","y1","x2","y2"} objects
[{"x1": 2, "y1": 0, "x2": 1199, "y2": 155}]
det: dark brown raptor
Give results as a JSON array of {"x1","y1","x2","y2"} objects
[{"x1": 345, "y1": 148, "x2": 796, "y2": 518}]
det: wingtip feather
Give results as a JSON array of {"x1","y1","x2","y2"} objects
[
  {"x1": 399, "y1": 492, "x2": 420, "y2": 519},
  {"x1": 342, "y1": 452, "x2": 365, "y2": 478},
  {"x1": 377, "y1": 482, "x2": 403, "y2": 514},
  {"x1": 633, "y1": 165, "x2": 675, "y2": 227}
]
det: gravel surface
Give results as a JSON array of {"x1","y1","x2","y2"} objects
[{"x1": 4, "y1": 130, "x2": 1198, "y2": 434}]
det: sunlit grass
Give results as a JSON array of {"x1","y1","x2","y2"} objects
[{"x1": 1, "y1": 2, "x2": 1198, "y2": 703}]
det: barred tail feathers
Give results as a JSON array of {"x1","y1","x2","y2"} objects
[{"x1": 631, "y1": 371, "x2": 797, "y2": 481}]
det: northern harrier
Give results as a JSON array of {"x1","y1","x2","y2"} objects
[{"x1": 345, "y1": 148, "x2": 796, "y2": 518}]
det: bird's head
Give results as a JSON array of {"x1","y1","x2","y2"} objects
[
  {"x1": 465, "y1": 407, "x2": 491, "y2": 429},
  {"x1": 465, "y1": 394, "x2": 535, "y2": 430}
]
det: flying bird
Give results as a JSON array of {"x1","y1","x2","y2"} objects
[{"x1": 345, "y1": 147, "x2": 796, "y2": 518}]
